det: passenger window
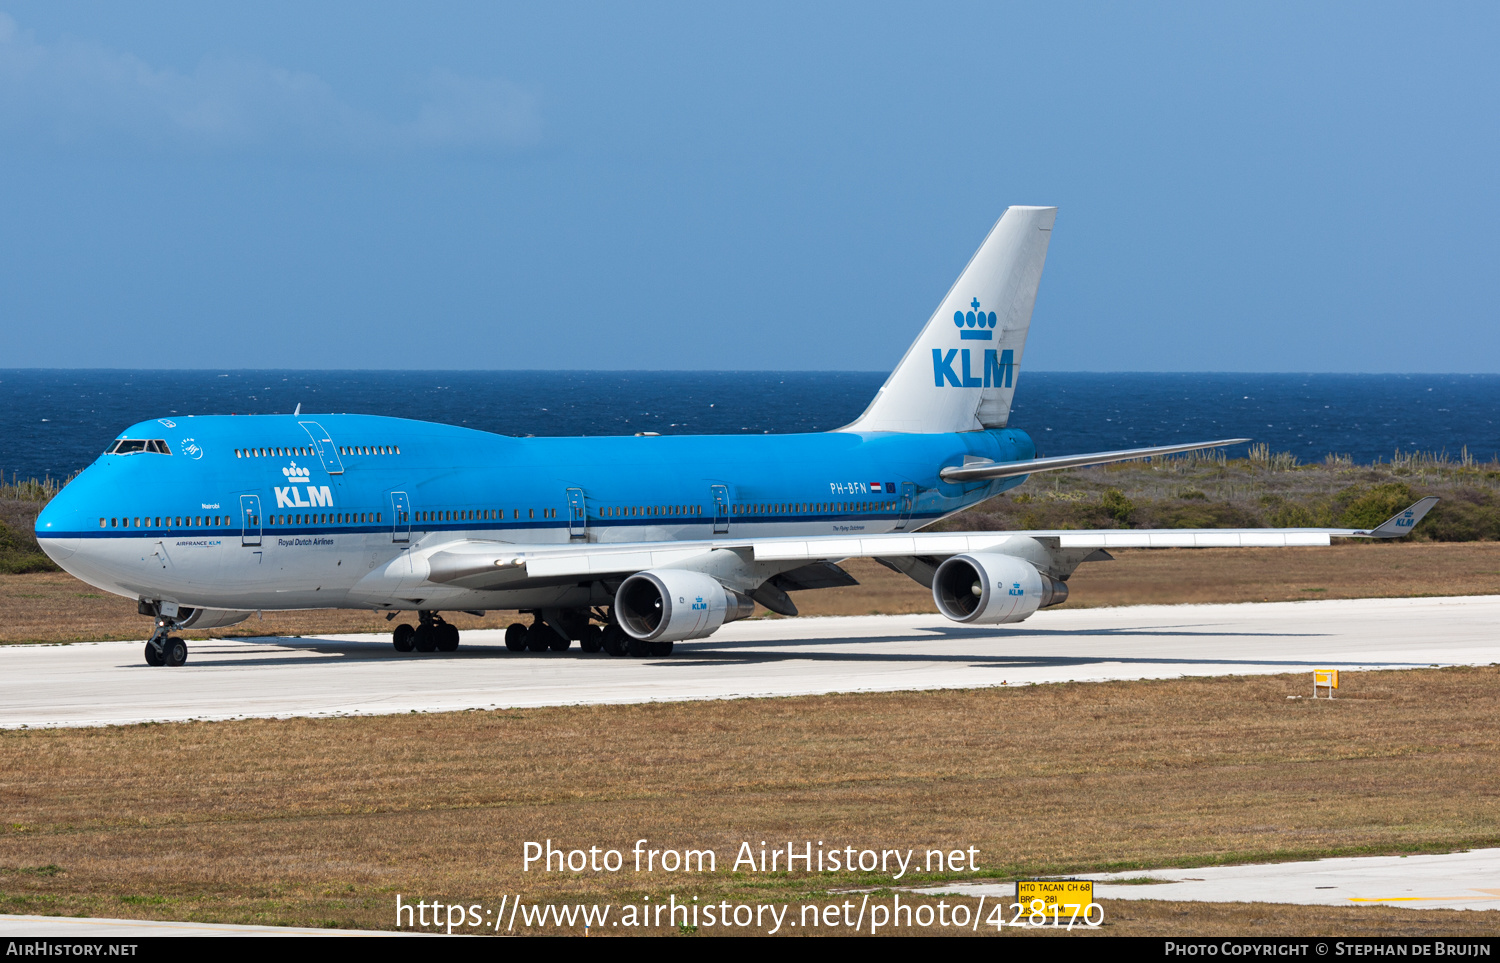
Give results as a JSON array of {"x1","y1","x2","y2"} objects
[{"x1": 99, "y1": 518, "x2": 106, "y2": 528}]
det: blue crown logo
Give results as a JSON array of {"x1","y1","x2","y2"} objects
[{"x1": 953, "y1": 297, "x2": 996, "y2": 340}]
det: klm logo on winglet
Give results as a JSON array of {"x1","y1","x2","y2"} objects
[
  {"x1": 933, "y1": 298, "x2": 1013, "y2": 387},
  {"x1": 1396, "y1": 511, "x2": 1414, "y2": 528},
  {"x1": 275, "y1": 461, "x2": 334, "y2": 509}
]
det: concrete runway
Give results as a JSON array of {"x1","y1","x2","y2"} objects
[
  {"x1": 2, "y1": 595, "x2": 1498, "y2": 728},
  {"x1": 921, "y1": 848, "x2": 1500, "y2": 911}
]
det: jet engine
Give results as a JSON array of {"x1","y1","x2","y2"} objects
[
  {"x1": 614, "y1": 570, "x2": 755, "y2": 642},
  {"x1": 175, "y1": 607, "x2": 253, "y2": 630},
  {"x1": 931, "y1": 553, "x2": 1068, "y2": 625}
]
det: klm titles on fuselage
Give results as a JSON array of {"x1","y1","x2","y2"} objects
[
  {"x1": 274, "y1": 461, "x2": 334, "y2": 510},
  {"x1": 933, "y1": 298, "x2": 1014, "y2": 389}
]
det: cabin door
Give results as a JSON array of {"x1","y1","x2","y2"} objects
[
  {"x1": 390, "y1": 492, "x2": 412, "y2": 543},
  {"x1": 239, "y1": 494, "x2": 263, "y2": 546},
  {"x1": 711, "y1": 485, "x2": 730, "y2": 535},
  {"x1": 895, "y1": 482, "x2": 915, "y2": 531},
  {"x1": 566, "y1": 488, "x2": 587, "y2": 540},
  {"x1": 298, "y1": 421, "x2": 345, "y2": 475}
]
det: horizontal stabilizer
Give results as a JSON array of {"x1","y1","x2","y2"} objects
[{"x1": 939, "y1": 438, "x2": 1251, "y2": 482}]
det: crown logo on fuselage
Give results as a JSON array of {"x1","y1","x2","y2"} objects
[
  {"x1": 282, "y1": 462, "x2": 311, "y2": 481},
  {"x1": 954, "y1": 297, "x2": 996, "y2": 341}
]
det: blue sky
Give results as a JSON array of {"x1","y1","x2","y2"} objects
[{"x1": 1, "y1": 3, "x2": 1495, "y2": 372}]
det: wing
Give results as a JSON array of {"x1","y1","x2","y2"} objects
[
  {"x1": 416, "y1": 497, "x2": 1439, "y2": 582},
  {"x1": 365, "y1": 497, "x2": 1437, "y2": 639}
]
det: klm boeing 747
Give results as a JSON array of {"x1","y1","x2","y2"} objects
[{"x1": 34, "y1": 207, "x2": 1436, "y2": 667}]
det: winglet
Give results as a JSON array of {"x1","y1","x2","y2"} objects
[{"x1": 1362, "y1": 497, "x2": 1439, "y2": 538}]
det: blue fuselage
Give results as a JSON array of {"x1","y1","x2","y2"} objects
[{"x1": 35, "y1": 413, "x2": 1034, "y2": 611}]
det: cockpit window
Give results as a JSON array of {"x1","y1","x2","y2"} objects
[{"x1": 107, "y1": 439, "x2": 171, "y2": 455}]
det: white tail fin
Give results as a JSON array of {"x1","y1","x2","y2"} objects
[{"x1": 843, "y1": 206, "x2": 1055, "y2": 433}]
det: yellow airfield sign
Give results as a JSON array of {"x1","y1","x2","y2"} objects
[{"x1": 1016, "y1": 879, "x2": 1095, "y2": 916}]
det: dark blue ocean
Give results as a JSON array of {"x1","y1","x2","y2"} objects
[{"x1": 2, "y1": 370, "x2": 1498, "y2": 483}]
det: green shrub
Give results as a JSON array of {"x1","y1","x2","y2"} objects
[
  {"x1": 1149, "y1": 502, "x2": 1263, "y2": 529},
  {"x1": 1420, "y1": 490, "x2": 1500, "y2": 542},
  {"x1": 1100, "y1": 488, "x2": 1134, "y2": 524},
  {"x1": 1263, "y1": 502, "x2": 1321, "y2": 528},
  {"x1": 0, "y1": 519, "x2": 61, "y2": 573},
  {"x1": 1334, "y1": 482, "x2": 1416, "y2": 529}
]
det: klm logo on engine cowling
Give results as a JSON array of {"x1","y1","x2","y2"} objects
[
  {"x1": 932, "y1": 298, "x2": 1014, "y2": 388},
  {"x1": 275, "y1": 462, "x2": 334, "y2": 509},
  {"x1": 1008, "y1": 582, "x2": 1025, "y2": 597}
]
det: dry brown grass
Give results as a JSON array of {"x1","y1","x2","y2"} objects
[
  {"x1": 5, "y1": 542, "x2": 1500, "y2": 644},
  {"x1": 2, "y1": 667, "x2": 1499, "y2": 934}
]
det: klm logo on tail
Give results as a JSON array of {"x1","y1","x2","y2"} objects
[
  {"x1": 933, "y1": 297, "x2": 1013, "y2": 388},
  {"x1": 955, "y1": 297, "x2": 997, "y2": 341},
  {"x1": 933, "y1": 348, "x2": 1013, "y2": 388}
]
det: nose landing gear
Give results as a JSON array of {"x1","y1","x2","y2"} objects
[{"x1": 143, "y1": 614, "x2": 188, "y2": 667}]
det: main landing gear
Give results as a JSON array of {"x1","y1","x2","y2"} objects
[
  {"x1": 504, "y1": 617, "x2": 574, "y2": 653},
  {"x1": 143, "y1": 615, "x2": 188, "y2": 667},
  {"x1": 504, "y1": 608, "x2": 673, "y2": 658},
  {"x1": 392, "y1": 611, "x2": 460, "y2": 653}
]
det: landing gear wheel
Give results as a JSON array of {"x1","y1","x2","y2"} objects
[
  {"x1": 524, "y1": 624, "x2": 550, "y2": 653},
  {"x1": 144, "y1": 641, "x2": 164, "y2": 666},
  {"x1": 413, "y1": 624, "x2": 437, "y2": 652},
  {"x1": 601, "y1": 625, "x2": 627, "y2": 657},
  {"x1": 627, "y1": 634, "x2": 652, "y2": 658},
  {"x1": 648, "y1": 640, "x2": 674, "y2": 657},
  {"x1": 579, "y1": 625, "x2": 603, "y2": 653},
  {"x1": 392, "y1": 623, "x2": 415, "y2": 652},
  {"x1": 437, "y1": 623, "x2": 460, "y2": 652},
  {"x1": 504, "y1": 623, "x2": 528, "y2": 652},
  {"x1": 162, "y1": 636, "x2": 188, "y2": 667}
]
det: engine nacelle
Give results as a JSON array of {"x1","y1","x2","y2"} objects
[
  {"x1": 176, "y1": 607, "x2": 253, "y2": 630},
  {"x1": 931, "y1": 553, "x2": 1067, "y2": 625},
  {"x1": 615, "y1": 569, "x2": 755, "y2": 642}
]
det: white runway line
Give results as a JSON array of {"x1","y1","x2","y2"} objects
[
  {"x1": 2, "y1": 595, "x2": 1498, "y2": 729},
  {"x1": 920, "y1": 848, "x2": 1500, "y2": 911}
]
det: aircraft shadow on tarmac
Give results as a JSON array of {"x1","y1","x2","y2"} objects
[{"x1": 132, "y1": 626, "x2": 1438, "y2": 673}]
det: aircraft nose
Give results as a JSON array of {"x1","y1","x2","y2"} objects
[
  {"x1": 34, "y1": 477, "x2": 90, "y2": 562},
  {"x1": 35, "y1": 503, "x2": 77, "y2": 560}
]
